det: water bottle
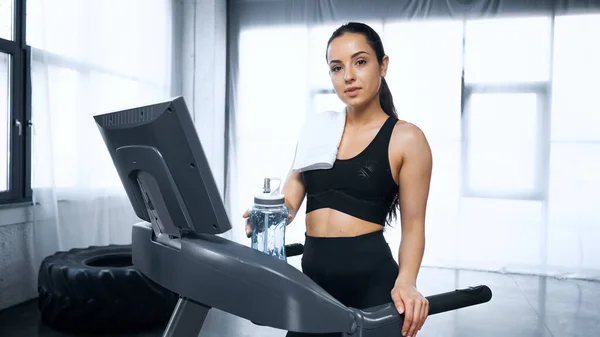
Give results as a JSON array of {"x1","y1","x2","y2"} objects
[{"x1": 249, "y1": 177, "x2": 289, "y2": 262}]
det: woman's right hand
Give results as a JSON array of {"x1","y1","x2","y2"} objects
[
  {"x1": 243, "y1": 209, "x2": 252, "y2": 238},
  {"x1": 243, "y1": 171, "x2": 303, "y2": 239}
]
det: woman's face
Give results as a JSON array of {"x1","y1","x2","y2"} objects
[{"x1": 326, "y1": 33, "x2": 388, "y2": 109}]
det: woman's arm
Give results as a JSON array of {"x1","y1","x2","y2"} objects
[
  {"x1": 390, "y1": 123, "x2": 432, "y2": 337},
  {"x1": 281, "y1": 170, "x2": 306, "y2": 224},
  {"x1": 396, "y1": 124, "x2": 432, "y2": 285}
]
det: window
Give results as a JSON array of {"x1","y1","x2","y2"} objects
[
  {"x1": 0, "y1": 0, "x2": 30, "y2": 204},
  {"x1": 26, "y1": 0, "x2": 173, "y2": 196},
  {"x1": 464, "y1": 16, "x2": 552, "y2": 84},
  {"x1": 551, "y1": 14, "x2": 600, "y2": 142},
  {"x1": 1, "y1": 52, "x2": 9, "y2": 192},
  {"x1": 457, "y1": 16, "x2": 553, "y2": 267},
  {"x1": 0, "y1": 0, "x2": 12, "y2": 41},
  {"x1": 547, "y1": 14, "x2": 600, "y2": 270},
  {"x1": 462, "y1": 16, "x2": 552, "y2": 200}
]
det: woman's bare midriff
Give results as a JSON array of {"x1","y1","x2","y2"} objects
[{"x1": 305, "y1": 208, "x2": 384, "y2": 237}]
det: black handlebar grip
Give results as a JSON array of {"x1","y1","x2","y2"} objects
[
  {"x1": 355, "y1": 285, "x2": 492, "y2": 334},
  {"x1": 285, "y1": 243, "x2": 304, "y2": 257},
  {"x1": 427, "y1": 285, "x2": 492, "y2": 315}
]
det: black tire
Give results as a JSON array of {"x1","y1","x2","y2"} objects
[{"x1": 37, "y1": 244, "x2": 178, "y2": 333}]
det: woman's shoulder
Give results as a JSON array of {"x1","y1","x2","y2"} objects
[
  {"x1": 390, "y1": 120, "x2": 431, "y2": 161},
  {"x1": 391, "y1": 119, "x2": 425, "y2": 141}
]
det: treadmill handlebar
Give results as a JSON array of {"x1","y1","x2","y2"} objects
[
  {"x1": 353, "y1": 285, "x2": 492, "y2": 332},
  {"x1": 284, "y1": 243, "x2": 304, "y2": 257},
  {"x1": 426, "y1": 285, "x2": 492, "y2": 315}
]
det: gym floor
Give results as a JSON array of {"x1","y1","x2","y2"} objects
[{"x1": 1, "y1": 266, "x2": 598, "y2": 337}]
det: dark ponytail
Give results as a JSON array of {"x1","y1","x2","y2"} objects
[
  {"x1": 327, "y1": 22, "x2": 400, "y2": 226},
  {"x1": 378, "y1": 77, "x2": 397, "y2": 119}
]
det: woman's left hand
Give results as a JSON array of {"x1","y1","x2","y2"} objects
[{"x1": 390, "y1": 281, "x2": 429, "y2": 337}]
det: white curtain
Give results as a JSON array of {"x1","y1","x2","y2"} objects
[
  {"x1": 26, "y1": 0, "x2": 175, "y2": 266},
  {"x1": 227, "y1": 1, "x2": 600, "y2": 280}
]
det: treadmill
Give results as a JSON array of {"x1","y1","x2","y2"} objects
[{"x1": 93, "y1": 96, "x2": 492, "y2": 337}]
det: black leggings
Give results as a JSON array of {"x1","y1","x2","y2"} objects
[{"x1": 286, "y1": 230, "x2": 399, "y2": 337}]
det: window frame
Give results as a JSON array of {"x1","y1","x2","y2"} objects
[
  {"x1": 0, "y1": 0, "x2": 31, "y2": 205},
  {"x1": 460, "y1": 16, "x2": 554, "y2": 202},
  {"x1": 460, "y1": 82, "x2": 550, "y2": 201}
]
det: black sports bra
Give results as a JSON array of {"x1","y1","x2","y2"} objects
[{"x1": 301, "y1": 116, "x2": 399, "y2": 226}]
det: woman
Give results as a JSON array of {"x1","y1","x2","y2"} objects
[{"x1": 244, "y1": 22, "x2": 432, "y2": 337}]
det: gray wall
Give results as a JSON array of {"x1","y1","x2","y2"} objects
[
  {"x1": 0, "y1": 207, "x2": 36, "y2": 311},
  {"x1": 0, "y1": 0, "x2": 226, "y2": 312}
]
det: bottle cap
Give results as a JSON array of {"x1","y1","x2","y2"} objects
[{"x1": 254, "y1": 177, "x2": 285, "y2": 206}]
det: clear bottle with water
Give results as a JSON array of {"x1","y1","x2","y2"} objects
[{"x1": 250, "y1": 177, "x2": 289, "y2": 262}]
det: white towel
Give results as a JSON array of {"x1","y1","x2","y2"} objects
[{"x1": 292, "y1": 109, "x2": 346, "y2": 173}]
